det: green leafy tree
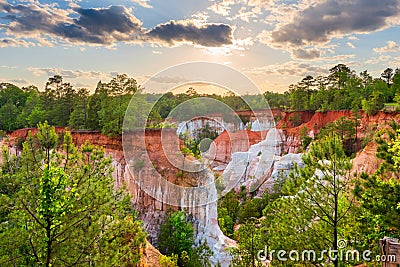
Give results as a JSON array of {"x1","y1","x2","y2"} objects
[
  {"x1": 183, "y1": 241, "x2": 213, "y2": 267},
  {"x1": 69, "y1": 88, "x2": 90, "y2": 129},
  {"x1": 381, "y1": 67, "x2": 394, "y2": 88},
  {"x1": 230, "y1": 218, "x2": 264, "y2": 267},
  {"x1": 158, "y1": 210, "x2": 194, "y2": 266},
  {"x1": 329, "y1": 64, "x2": 352, "y2": 90},
  {"x1": 264, "y1": 134, "x2": 354, "y2": 267},
  {"x1": 0, "y1": 83, "x2": 29, "y2": 131},
  {"x1": 0, "y1": 99, "x2": 18, "y2": 131},
  {"x1": 353, "y1": 129, "x2": 400, "y2": 255},
  {"x1": 98, "y1": 74, "x2": 142, "y2": 135},
  {"x1": 16, "y1": 88, "x2": 44, "y2": 128},
  {"x1": 0, "y1": 122, "x2": 146, "y2": 266},
  {"x1": 99, "y1": 74, "x2": 138, "y2": 134},
  {"x1": 44, "y1": 75, "x2": 76, "y2": 126},
  {"x1": 158, "y1": 210, "x2": 212, "y2": 267},
  {"x1": 375, "y1": 121, "x2": 400, "y2": 179},
  {"x1": 160, "y1": 254, "x2": 179, "y2": 267},
  {"x1": 392, "y1": 71, "x2": 400, "y2": 106},
  {"x1": 318, "y1": 116, "x2": 355, "y2": 155},
  {"x1": 218, "y1": 190, "x2": 240, "y2": 238}
]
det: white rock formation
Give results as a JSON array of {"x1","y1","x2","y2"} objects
[{"x1": 221, "y1": 128, "x2": 304, "y2": 195}]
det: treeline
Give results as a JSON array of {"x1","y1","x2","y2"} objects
[
  {"x1": 1, "y1": 64, "x2": 399, "y2": 135},
  {"x1": 0, "y1": 75, "x2": 257, "y2": 135},
  {"x1": 264, "y1": 64, "x2": 400, "y2": 114},
  {"x1": 0, "y1": 74, "x2": 138, "y2": 135}
]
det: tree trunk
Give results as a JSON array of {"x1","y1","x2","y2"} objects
[
  {"x1": 333, "y1": 191, "x2": 338, "y2": 267},
  {"x1": 45, "y1": 218, "x2": 52, "y2": 267}
]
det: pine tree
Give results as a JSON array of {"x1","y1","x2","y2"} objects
[
  {"x1": 0, "y1": 122, "x2": 146, "y2": 266},
  {"x1": 264, "y1": 134, "x2": 354, "y2": 267}
]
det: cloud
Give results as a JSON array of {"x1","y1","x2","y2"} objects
[
  {"x1": 0, "y1": 1, "x2": 234, "y2": 48},
  {"x1": 271, "y1": 0, "x2": 399, "y2": 46},
  {"x1": 64, "y1": 5, "x2": 142, "y2": 44},
  {"x1": 0, "y1": 38, "x2": 33, "y2": 47},
  {"x1": 208, "y1": 0, "x2": 234, "y2": 17},
  {"x1": 0, "y1": 2, "x2": 143, "y2": 46},
  {"x1": 347, "y1": 42, "x2": 355, "y2": 48},
  {"x1": 146, "y1": 20, "x2": 233, "y2": 47},
  {"x1": 314, "y1": 54, "x2": 355, "y2": 62},
  {"x1": 365, "y1": 55, "x2": 391, "y2": 65},
  {"x1": 262, "y1": 0, "x2": 400, "y2": 58},
  {"x1": 208, "y1": 0, "x2": 275, "y2": 22},
  {"x1": 291, "y1": 48, "x2": 322, "y2": 59},
  {"x1": 0, "y1": 65, "x2": 16, "y2": 69},
  {"x1": 373, "y1": 41, "x2": 400, "y2": 53},
  {"x1": 11, "y1": 79, "x2": 29, "y2": 84},
  {"x1": 28, "y1": 67, "x2": 106, "y2": 79},
  {"x1": 131, "y1": 0, "x2": 152, "y2": 9},
  {"x1": 248, "y1": 62, "x2": 328, "y2": 77}
]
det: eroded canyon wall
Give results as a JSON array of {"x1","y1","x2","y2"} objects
[{"x1": 4, "y1": 109, "x2": 400, "y2": 266}]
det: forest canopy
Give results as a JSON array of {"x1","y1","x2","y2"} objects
[{"x1": 0, "y1": 65, "x2": 399, "y2": 135}]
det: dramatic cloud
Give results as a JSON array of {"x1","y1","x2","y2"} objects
[
  {"x1": 0, "y1": 1, "x2": 234, "y2": 48},
  {"x1": 263, "y1": 0, "x2": 400, "y2": 58},
  {"x1": 146, "y1": 20, "x2": 233, "y2": 47},
  {"x1": 271, "y1": 0, "x2": 399, "y2": 47},
  {"x1": 374, "y1": 41, "x2": 400, "y2": 53},
  {"x1": 64, "y1": 5, "x2": 142, "y2": 43},
  {"x1": 0, "y1": 1, "x2": 70, "y2": 39},
  {"x1": 0, "y1": 2, "x2": 142, "y2": 45}
]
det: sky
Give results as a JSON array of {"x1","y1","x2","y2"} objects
[{"x1": 0, "y1": 0, "x2": 399, "y2": 93}]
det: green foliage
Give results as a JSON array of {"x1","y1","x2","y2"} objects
[
  {"x1": 375, "y1": 121, "x2": 400, "y2": 179},
  {"x1": 217, "y1": 190, "x2": 241, "y2": 238},
  {"x1": 263, "y1": 134, "x2": 354, "y2": 267},
  {"x1": 0, "y1": 123, "x2": 146, "y2": 266},
  {"x1": 178, "y1": 123, "x2": 219, "y2": 160},
  {"x1": 158, "y1": 210, "x2": 195, "y2": 266},
  {"x1": 389, "y1": 130, "x2": 400, "y2": 168},
  {"x1": 238, "y1": 197, "x2": 267, "y2": 223},
  {"x1": 353, "y1": 173, "x2": 400, "y2": 255},
  {"x1": 351, "y1": 121, "x2": 400, "y2": 257},
  {"x1": 183, "y1": 241, "x2": 213, "y2": 267},
  {"x1": 285, "y1": 65, "x2": 394, "y2": 114},
  {"x1": 158, "y1": 210, "x2": 212, "y2": 267},
  {"x1": 263, "y1": 91, "x2": 290, "y2": 109},
  {"x1": 218, "y1": 191, "x2": 240, "y2": 236},
  {"x1": 218, "y1": 207, "x2": 235, "y2": 238},
  {"x1": 0, "y1": 65, "x2": 398, "y2": 135},
  {"x1": 318, "y1": 116, "x2": 356, "y2": 155},
  {"x1": 69, "y1": 88, "x2": 89, "y2": 129},
  {"x1": 230, "y1": 218, "x2": 265, "y2": 267},
  {"x1": 299, "y1": 126, "x2": 312, "y2": 149},
  {"x1": 160, "y1": 254, "x2": 179, "y2": 267}
]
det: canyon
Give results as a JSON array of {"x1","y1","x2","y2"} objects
[{"x1": 3, "y1": 109, "x2": 400, "y2": 266}]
